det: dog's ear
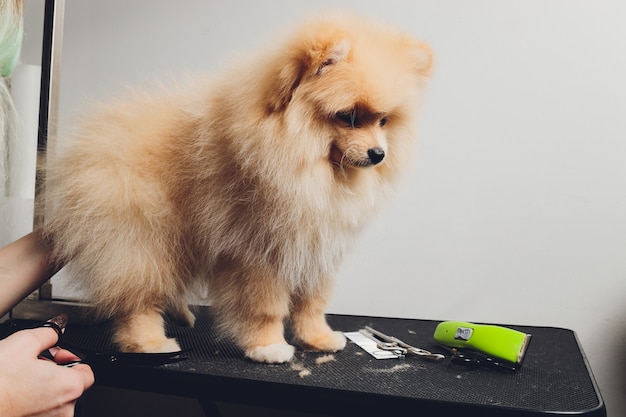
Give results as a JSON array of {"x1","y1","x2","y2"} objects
[
  {"x1": 410, "y1": 40, "x2": 434, "y2": 79},
  {"x1": 314, "y1": 38, "x2": 350, "y2": 76},
  {"x1": 266, "y1": 38, "x2": 350, "y2": 113}
]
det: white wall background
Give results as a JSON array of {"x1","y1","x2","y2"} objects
[{"x1": 22, "y1": 1, "x2": 626, "y2": 415}]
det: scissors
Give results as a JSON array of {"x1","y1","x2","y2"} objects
[
  {"x1": 31, "y1": 314, "x2": 186, "y2": 368},
  {"x1": 360, "y1": 326, "x2": 445, "y2": 361}
]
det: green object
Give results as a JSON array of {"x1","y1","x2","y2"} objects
[
  {"x1": 433, "y1": 321, "x2": 531, "y2": 365},
  {"x1": 0, "y1": 1, "x2": 24, "y2": 78}
]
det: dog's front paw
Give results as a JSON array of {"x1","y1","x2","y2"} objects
[
  {"x1": 300, "y1": 330, "x2": 347, "y2": 352},
  {"x1": 245, "y1": 343, "x2": 296, "y2": 363}
]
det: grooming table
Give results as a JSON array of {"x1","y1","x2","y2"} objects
[{"x1": 0, "y1": 308, "x2": 605, "y2": 417}]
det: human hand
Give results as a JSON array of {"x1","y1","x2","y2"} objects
[{"x1": 0, "y1": 318, "x2": 94, "y2": 417}]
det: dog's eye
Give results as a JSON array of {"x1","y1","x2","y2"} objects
[
  {"x1": 336, "y1": 113, "x2": 352, "y2": 124},
  {"x1": 379, "y1": 117, "x2": 388, "y2": 127},
  {"x1": 336, "y1": 110, "x2": 357, "y2": 127}
]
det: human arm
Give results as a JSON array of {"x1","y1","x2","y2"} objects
[{"x1": 0, "y1": 230, "x2": 61, "y2": 316}]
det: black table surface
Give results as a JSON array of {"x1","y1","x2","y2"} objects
[{"x1": 0, "y1": 308, "x2": 605, "y2": 417}]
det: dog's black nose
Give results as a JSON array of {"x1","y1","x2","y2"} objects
[{"x1": 367, "y1": 147, "x2": 385, "y2": 165}]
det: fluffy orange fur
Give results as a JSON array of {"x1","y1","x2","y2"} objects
[{"x1": 42, "y1": 14, "x2": 432, "y2": 363}]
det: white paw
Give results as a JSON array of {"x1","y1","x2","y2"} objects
[{"x1": 245, "y1": 343, "x2": 296, "y2": 363}]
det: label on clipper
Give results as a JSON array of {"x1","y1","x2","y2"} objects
[{"x1": 454, "y1": 327, "x2": 473, "y2": 341}]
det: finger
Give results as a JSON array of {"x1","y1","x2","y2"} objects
[
  {"x1": 51, "y1": 347, "x2": 83, "y2": 364},
  {"x1": 7, "y1": 313, "x2": 68, "y2": 356},
  {"x1": 6, "y1": 326, "x2": 63, "y2": 356},
  {"x1": 71, "y1": 363, "x2": 95, "y2": 390}
]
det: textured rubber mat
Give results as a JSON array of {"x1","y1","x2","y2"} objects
[{"x1": 0, "y1": 308, "x2": 604, "y2": 416}]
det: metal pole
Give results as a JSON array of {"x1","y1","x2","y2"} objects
[{"x1": 35, "y1": 0, "x2": 64, "y2": 299}]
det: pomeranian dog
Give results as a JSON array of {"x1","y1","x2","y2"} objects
[{"x1": 43, "y1": 14, "x2": 432, "y2": 363}]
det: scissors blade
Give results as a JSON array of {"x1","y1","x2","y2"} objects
[{"x1": 59, "y1": 342, "x2": 187, "y2": 367}]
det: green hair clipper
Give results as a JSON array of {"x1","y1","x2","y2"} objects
[{"x1": 433, "y1": 321, "x2": 531, "y2": 368}]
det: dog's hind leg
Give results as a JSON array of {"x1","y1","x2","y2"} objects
[
  {"x1": 103, "y1": 233, "x2": 188, "y2": 353},
  {"x1": 114, "y1": 310, "x2": 181, "y2": 353},
  {"x1": 86, "y1": 244, "x2": 185, "y2": 353},
  {"x1": 45, "y1": 140, "x2": 188, "y2": 352},
  {"x1": 99, "y1": 243, "x2": 185, "y2": 353}
]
